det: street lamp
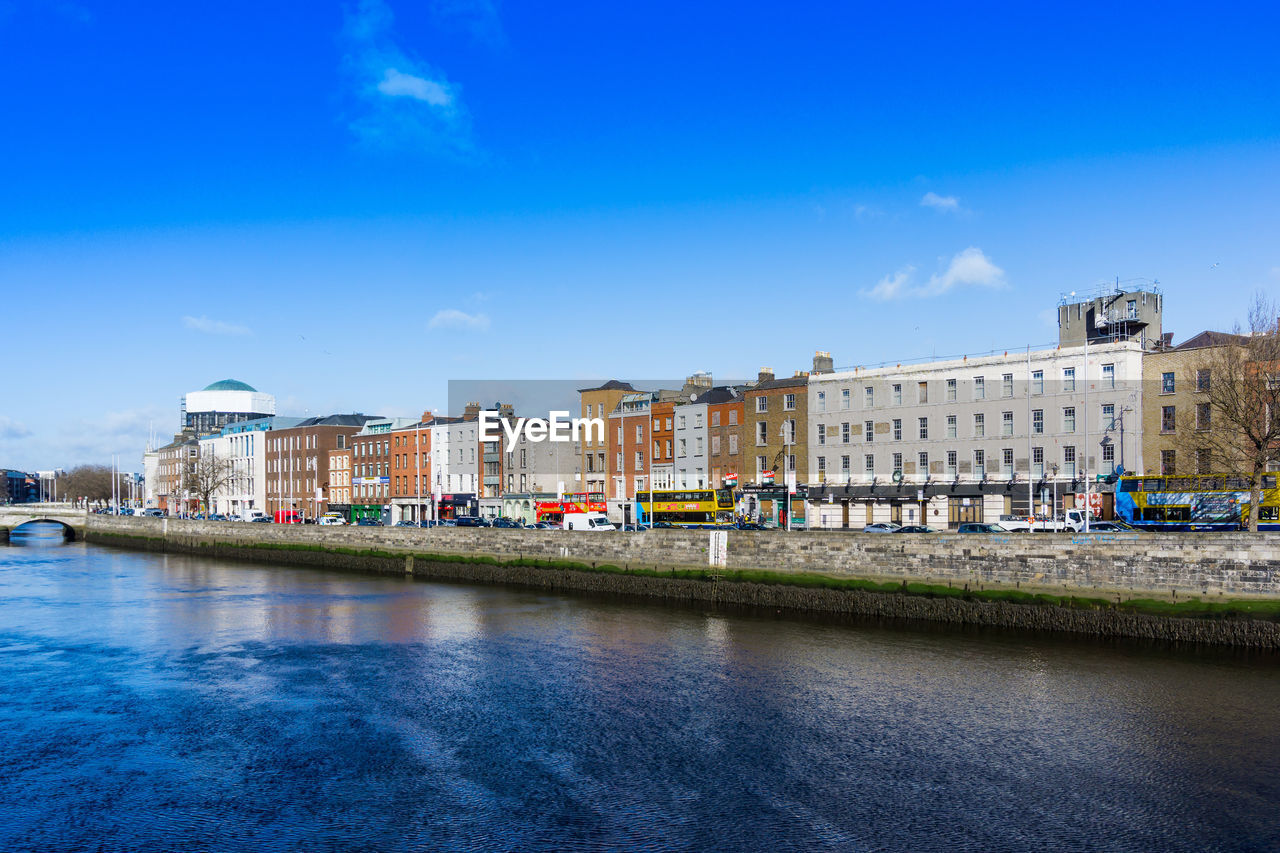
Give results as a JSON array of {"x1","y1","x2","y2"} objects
[{"x1": 779, "y1": 421, "x2": 793, "y2": 531}]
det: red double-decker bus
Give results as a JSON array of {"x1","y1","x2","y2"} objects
[{"x1": 535, "y1": 492, "x2": 606, "y2": 525}]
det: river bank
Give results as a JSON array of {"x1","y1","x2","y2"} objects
[{"x1": 83, "y1": 517, "x2": 1280, "y2": 648}]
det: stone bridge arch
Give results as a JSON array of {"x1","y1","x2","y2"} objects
[{"x1": 0, "y1": 508, "x2": 87, "y2": 542}]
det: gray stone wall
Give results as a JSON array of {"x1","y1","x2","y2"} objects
[{"x1": 85, "y1": 516, "x2": 1280, "y2": 599}]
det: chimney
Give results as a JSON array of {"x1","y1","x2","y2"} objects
[
  {"x1": 463, "y1": 401, "x2": 481, "y2": 420},
  {"x1": 420, "y1": 411, "x2": 433, "y2": 425},
  {"x1": 498, "y1": 402, "x2": 514, "y2": 420},
  {"x1": 812, "y1": 350, "x2": 833, "y2": 374},
  {"x1": 758, "y1": 367, "x2": 774, "y2": 383}
]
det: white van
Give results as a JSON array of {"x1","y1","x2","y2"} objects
[
  {"x1": 564, "y1": 512, "x2": 616, "y2": 531},
  {"x1": 245, "y1": 510, "x2": 268, "y2": 522}
]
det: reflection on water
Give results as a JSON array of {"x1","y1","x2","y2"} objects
[{"x1": 1, "y1": 522, "x2": 1278, "y2": 851}]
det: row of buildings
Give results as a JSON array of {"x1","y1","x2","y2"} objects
[{"x1": 144, "y1": 286, "x2": 1277, "y2": 528}]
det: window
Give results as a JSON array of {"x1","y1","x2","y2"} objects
[
  {"x1": 918, "y1": 381, "x2": 928, "y2": 404},
  {"x1": 892, "y1": 383, "x2": 902, "y2": 405},
  {"x1": 1002, "y1": 448, "x2": 1014, "y2": 479},
  {"x1": 615, "y1": 452, "x2": 623, "y2": 472},
  {"x1": 695, "y1": 413, "x2": 703, "y2": 428},
  {"x1": 946, "y1": 378, "x2": 957, "y2": 401},
  {"x1": 891, "y1": 452, "x2": 902, "y2": 475},
  {"x1": 816, "y1": 392, "x2": 826, "y2": 413},
  {"x1": 757, "y1": 456, "x2": 767, "y2": 477},
  {"x1": 785, "y1": 419, "x2": 797, "y2": 443},
  {"x1": 1196, "y1": 403, "x2": 1211, "y2": 430},
  {"x1": 1102, "y1": 443, "x2": 1114, "y2": 465},
  {"x1": 1162, "y1": 371, "x2": 1175, "y2": 394},
  {"x1": 1063, "y1": 407, "x2": 1076, "y2": 432},
  {"x1": 784, "y1": 394, "x2": 796, "y2": 410},
  {"x1": 864, "y1": 420, "x2": 875, "y2": 442},
  {"x1": 1102, "y1": 404, "x2": 1115, "y2": 431},
  {"x1": 892, "y1": 418, "x2": 902, "y2": 441},
  {"x1": 729, "y1": 435, "x2": 738, "y2": 455},
  {"x1": 946, "y1": 414, "x2": 957, "y2": 438},
  {"x1": 635, "y1": 424, "x2": 643, "y2": 442},
  {"x1": 787, "y1": 454, "x2": 796, "y2": 472},
  {"x1": 695, "y1": 437, "x2": 703, "y2": 455},
  {"x1": 1196, "y1": 369, "x2": 1211, "y2": 393},
  {"x1": 1161, "y1": 449, "x2": 1176, "y2": 475},
  {"x1": 1102, "y1": 363, "x2": 1115, "y2": 388},
  {"x1": 918, "y1": 451, "x2": 928, "y2": 473},
  {"x1": 755, "y1": 397, "x2": 767, "y2": 413},
  {"x1": 946, "y1": 450, "x2": 957, "y2": 477},
  {"x1": 1161, "y1": 406, "x2": 1176, "y2": 433},
  {"x1": 1032, "y1": 370, "x2": 1043, "y2": 394},
  {"x1": 1062, "y1": 367, "x2": 1075, "y2": 393},
  {"x1": 1196, "y1": 448, "x2": 1211, "y2": 474},
  {"x1": 1032, "y1": 409, "x2": 1043, "y2": 434},
  {"x1": 974, "y1": 449, "x2": 985, "y2": 479},
  {"x1": 1002, "y1": 411, "x2": 1014, "y2": 436},
  {"x1": 756, "y1": 422, "x2": 767, "y2": 445},
  {"x1": 679, "y1": 439, "x2": 687, "y2": 457},
  {"x1": 1063, "y1": 446, "x2": 1076, "y2": 479},
  {"x1": 864, "y1": 386, "x2": 874, "y2": 408},
  {"x1": 973, "y1": 413, "x2": 985, "y2": 437},
  {"x1": 842, "y1": 389, "x2": 851, "y2": 409},
  {"x1": 817, "y1": 456, "x2": 826, "y2": 479},
  {"x1": 617, "y1": 425, "x2": 624, "y2": 443},
  {"x1": 918, "y1": 417, "x2": 929, "y2": 440},
  {"x1": 841, "y1": 422, "x2": 851, "y2": 443},
  {"x1": 841, "y1": 455, "x2": 850, "y2": 475},
  {"x1": 711, "y1": 435, "x2": 721, "y2": 455},
  {"x1": 635, "y1": 451, "x2": 643, "y2": 469},
  {"x1": 711, "y1": 411, "x2": 720, "y2": 427},
  {"x1": 1032, "y1": 447, "x2": 1044, "y2": 479},
  {"x1": 817, "y1": 424, "x2": 826, "y2": 445},
  {"x1": 973, "y1": 376, "x2": 985, "y2": 400},
  {"x1": 866, "y1": 454, "x2": 876, "y2": 476},
  {"x1": 1002, "y1": 373, "x2": 1014, "y2": 397}
]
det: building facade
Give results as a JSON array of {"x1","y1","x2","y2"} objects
[
  {"x1": 806, "y1": 341, "x2": 1145, "y2": 529},
  {"x1": 181, "y1": 379, "x2": 275, "y2": 435},
  {"x1": 266, "y1": 414, "x2": 380, "y2": 521}
]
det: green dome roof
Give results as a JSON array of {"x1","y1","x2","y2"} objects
[{"x1": 202, "y1": 379, "x2": 257, "y2": 392}]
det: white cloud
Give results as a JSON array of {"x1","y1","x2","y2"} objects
[
  {"x1": 0, "y1": 415, "x2": 32, "y2": 439},
  {"x1": 920, "y1": 192, "x2": 961, "y2": 213},
  {"x1": 377, "y1": 68, "x2": 452, "y2": 106},
  {"x1": 428, "y1": 309, "x2": 490, "y2": 331},
  {"x1": 862, "y1": 248, "x2": 1006, "y2": 301},
  {"x1": 343, "y1": 0, "x2": 470, "y2": 153},
  {"x1": 922, "y1": 247, "x2": 1006, "y2": 295},
  {"x1": 182, "y1": 315, "x2": 251, "y2": 336},
  {"x1": 866, "y1": 267, "x2": 914, "y2": 301}
]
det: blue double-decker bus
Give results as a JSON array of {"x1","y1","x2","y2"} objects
[{"x1": 1114, "y1": 473, "x2": 1280, "y2": 531}]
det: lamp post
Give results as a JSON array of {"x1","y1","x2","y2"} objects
[{"x1": 780, "y1": 420, "x2": 792, "y2": 531}]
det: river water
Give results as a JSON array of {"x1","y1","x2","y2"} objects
[{"x1": 1, "y1": 523, "x2": 1277, "y2": 851}]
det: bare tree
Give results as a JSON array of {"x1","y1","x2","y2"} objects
[
  {"x1": 61, "y1": 465, "x2": 114, "y2": 507},
  {"x1": 1185, "y1": 292, "x2": 1280, "y2": 531},
  {"x1": 182, "y1": 450, "x2": 236, "y2": 516}
]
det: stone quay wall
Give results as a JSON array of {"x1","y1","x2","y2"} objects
[
  {"x1": 85, "y1": 515, "x2": 1280, "y2": 599},
  {"x1": 80, "y1": 517, "x2": 1280, "y2": 648}
]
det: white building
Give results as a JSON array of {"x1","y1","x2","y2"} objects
[
  {"x1": 181, "y1": 379, "x2": 275, "y2": 434},
  {"x1": 198, "y1": 416, "x2": 302, "y2": 516},
  {"x1": 805, "y1": 341, "x2": 1145, "y2": 529}
]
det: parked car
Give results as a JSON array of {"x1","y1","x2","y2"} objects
[
  {"x1": 453, "y1": 516, "x2": 488, "y2": 528},
  {"x1": 321, "y1": 516, "x2": 349, "y2": 526},
  {"x1": 863, "y1": 523, "x2": 902, "y2": 533},
  {"x1": 355, "y1": 518, "x2": 383, "y2": 527},
  {"x1": 250, "y1": 516, "x2": 272, "y2": 523},
  {"x1": 143, "y1": 508, "x2": 165, "y2": 518},
  {"x1": 956, "y1": 522, "x2": 1005, "y2": 534},
  {"x1": 491, "y1": 517, "x2": 522, "y2": 529},
  {"x1": 896, "y1": 525, "x2": 938, "y2": 533},
  {"x1": 530, "y1": 521, "x2": 555, "y2": 530},
  {"x1": 1080, "y1": 521, "x2": 1135, "y2": 532},
  {"x1": 733, "y1": 521, "x2": 769, "y2": 530}
]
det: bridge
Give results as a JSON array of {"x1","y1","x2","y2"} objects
[{"x1": 0, "y1": 505, "x2": 89, "y2": 541}]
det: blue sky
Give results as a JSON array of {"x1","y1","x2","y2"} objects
[{"x1": 2, "y1": 0, "x2": 1279, "y2": 471}]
